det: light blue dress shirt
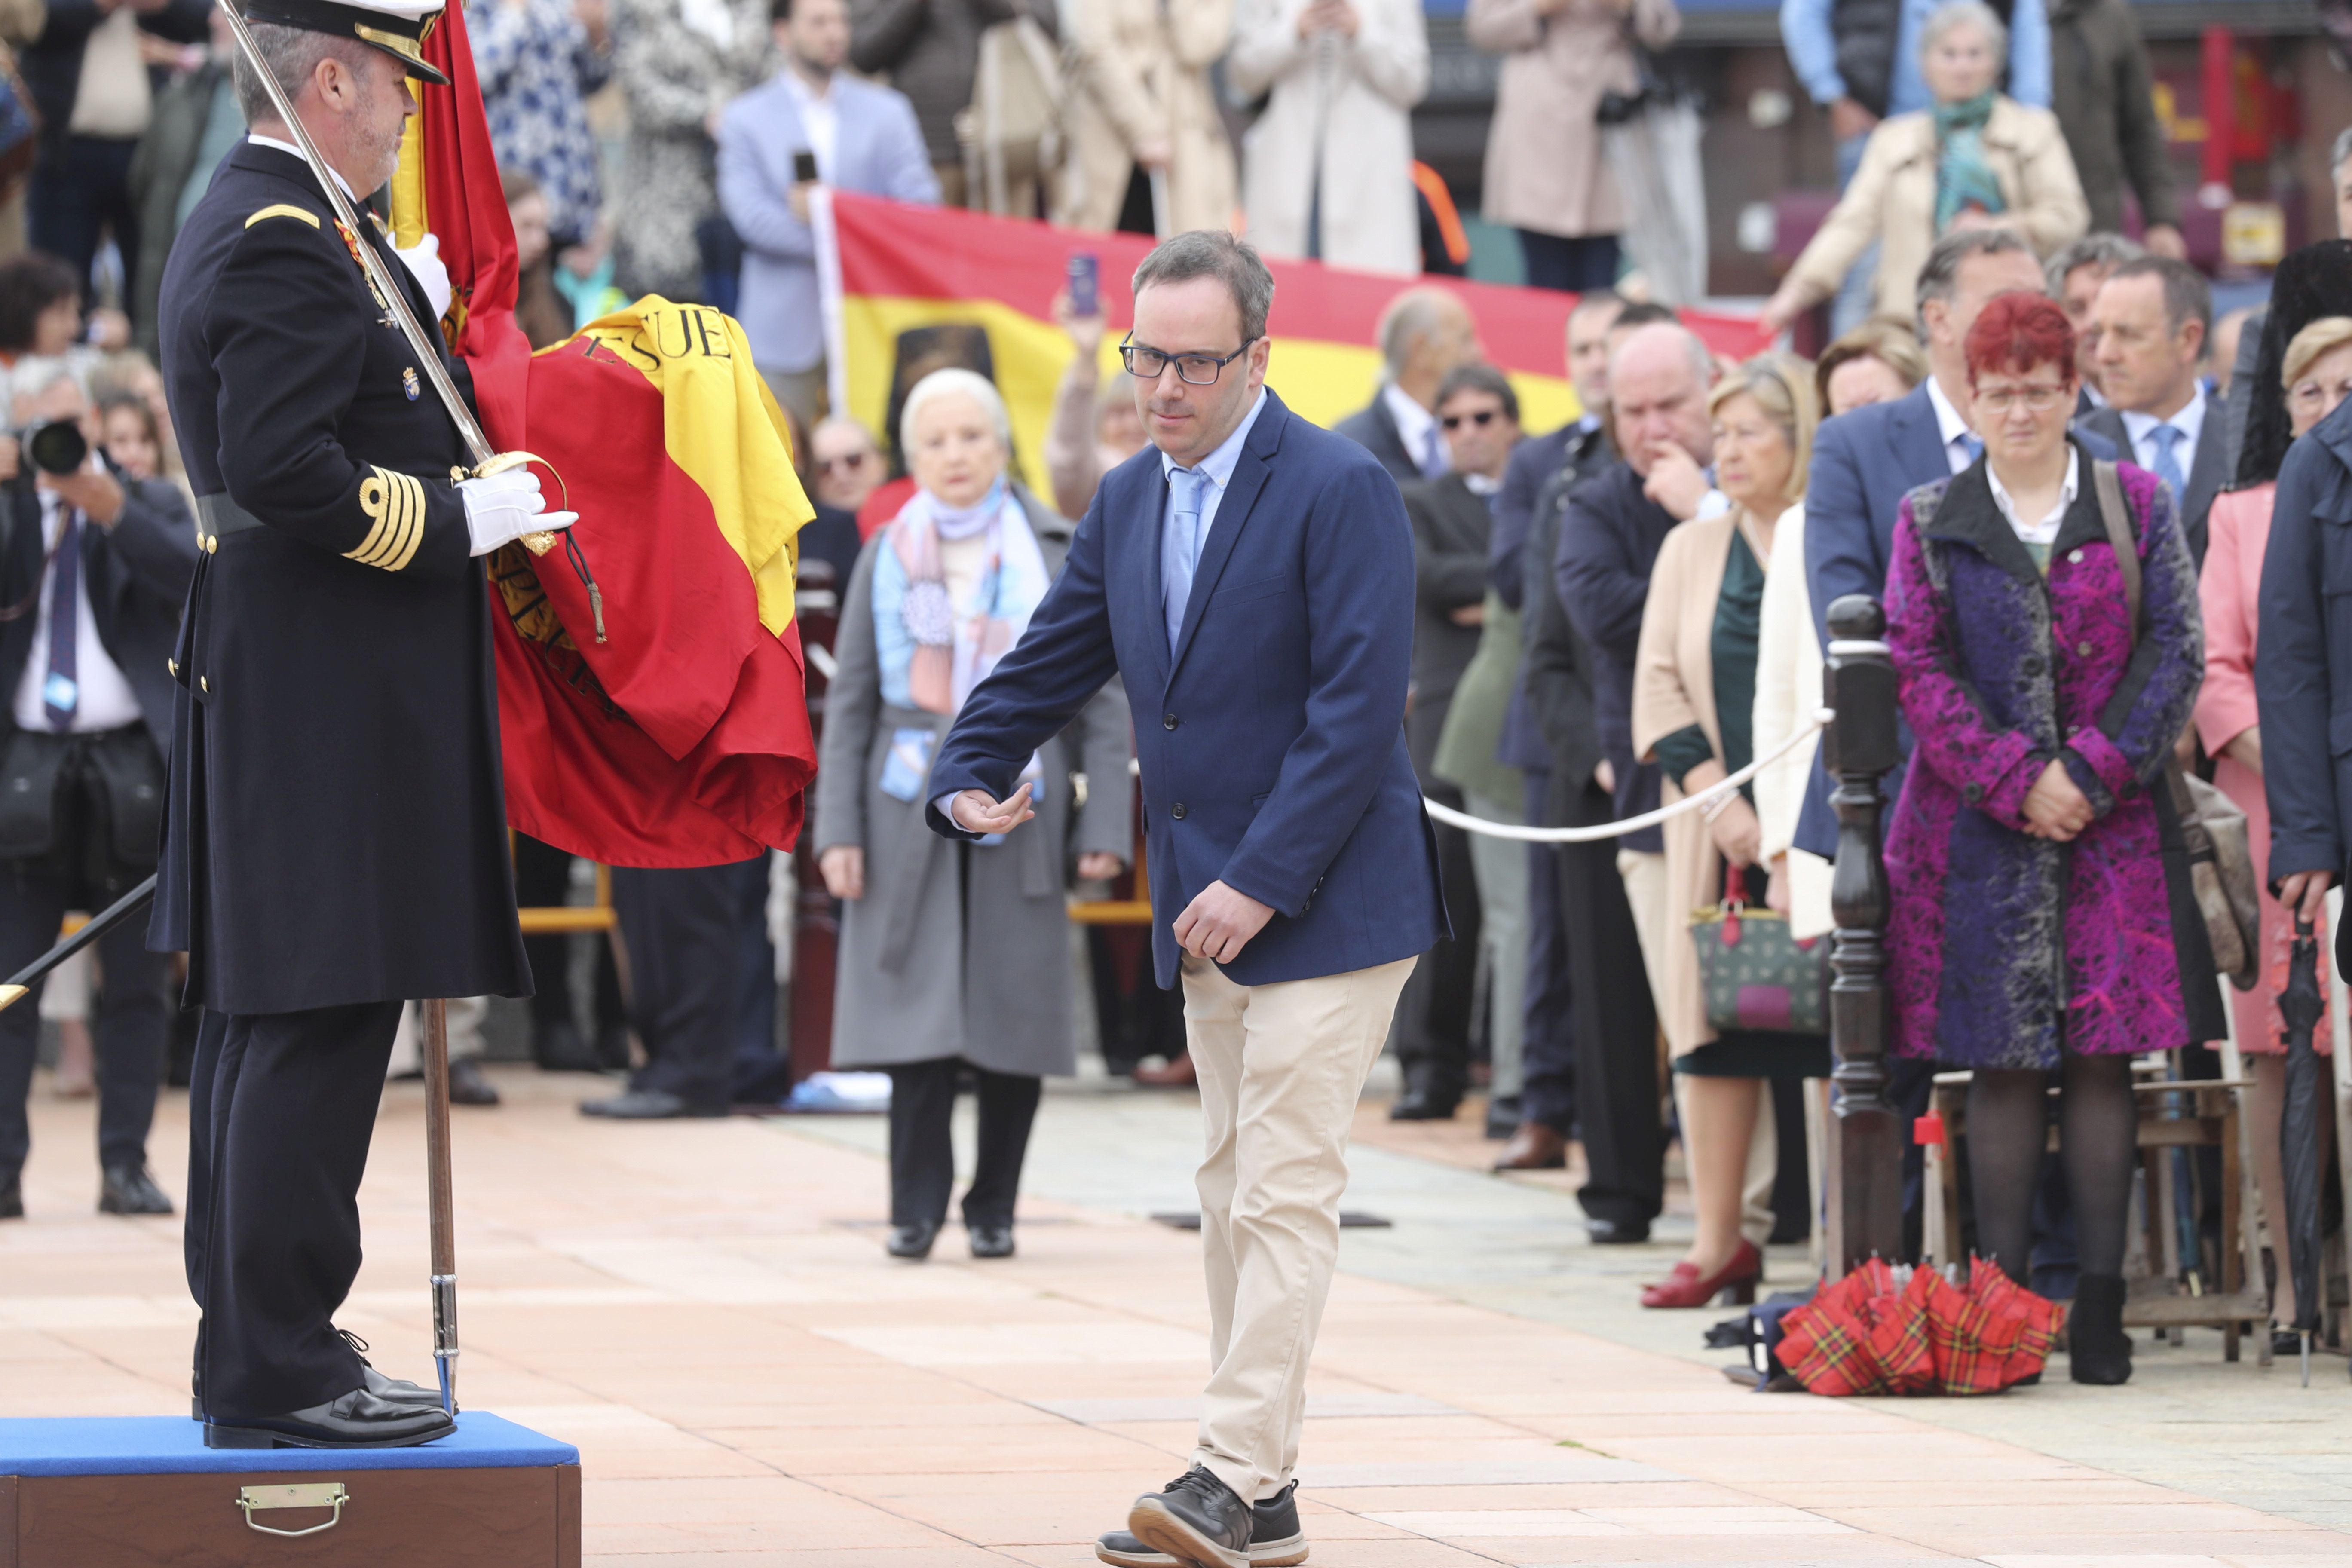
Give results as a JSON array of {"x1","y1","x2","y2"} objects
[
  {"x1": 1779, "y1": 0, "x2": 2049, "y2": 117},
  {"x1": 2120, "y1": 383, "x2": 2207, "y2": 504},
  {"x1": 1161, "y1": 389, "x2": 1271, "y2": 649}
]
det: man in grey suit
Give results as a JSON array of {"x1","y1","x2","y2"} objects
[
  {"x1": 717, "y1": 0, "x2": 937, "y2": 424},
  {"x1": 2083, "y1": 253, "x2": 2220, "y2": 567},
  {"x1": 1333, "y1": 286, "x2": 1483, "y2": 486}
]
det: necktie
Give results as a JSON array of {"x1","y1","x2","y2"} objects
[
  {"x1": 1422, "y1": 422, "x2": 1447, "y2": 478},
  {"x1": 42, "y1": 510, "x2": 79, "y2": 731},
  {"x1": 2150, "y1": 424, "x2": 2185, "y2": 502},
  {"x1": 1958, "y1": 432, "x2": 1984, "y2": 468},
  {"x1": 1164, "y1": 467, "x2": 1205, "y2": 652}
]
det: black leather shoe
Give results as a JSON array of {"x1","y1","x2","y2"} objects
[
  {"x1": 204, "y1": 1387, "x2": 456, "y2": 1449},
  {"x1": 1128, "y1": 1466, "x2": 1253, "y2": 1568},
  {"x1": 338, "y1": 1330, "x2": 443, "y2": 1407},
  {"x1": 1483, "y1": 1095, "x2": 1522, "y2": 1139},
  {"x1": 447, "y1": 1058, "x2": 501, "y2": 1106},
  {"x1": 98, "y1": 1163, "x2": 173, "y2": 1216},
  {"x1": 1387, "y1": 1087, "x2": 1459, "y2": 1122},
  {"x1": 533, "y1": 1020, "x2": 603, "y2": 1073},
  {"x1": 1586, "y1": 1218, "x2": 1651, "y2": 1245},
  {"x1": 885, "y1": 1220, "x2": 940, "y2": 1260},
  {"x1": 1097, "y1": 1482, "x2": 1303, "y2": 1566},
  {"x1": 2067, "y1": 1273, "x2": 2134, "y2": 1385},
  {"x1": 580, "y1": 1088, "x2": 725, "y2": 1119},
  {"x1": 968, "y1": 1224, "x2": 1015, "y2": 1259},
  {"x1": 0, "y1": 1175, "x2": 21, "y2": 1219}
]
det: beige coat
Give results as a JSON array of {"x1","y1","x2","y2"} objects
[
  {"x1": 1466, "y1": 0, "x2": 1678, "y2": 239},
  {"x1": 1752, "y1": 503, "x2": 1833, "y2": 942},
  {"x1": 1057, "y1": 0, "x2": 1238, "y2": 236},
  {"x1": 1228, "y1": 0, "x2": 1429, "y2": 276},
  {"x1": 1782, "y1": 95, "x2": 2089, "y2": 323},
  {"x1": 1629, "y1": 508, "x2": 1743, "y2": 1058}
]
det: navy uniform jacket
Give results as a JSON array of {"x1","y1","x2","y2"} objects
[
  {"x1": 150, "y1": 141, "x2": 529, "y2": 1014},
  {"x1": 925, "y1": 389, "x2": 1447, "y2": 990},
  {"x1": 2258, "y1": 397, "x2": 2352, "y2": 924}
]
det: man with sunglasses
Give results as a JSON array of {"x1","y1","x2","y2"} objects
[
  {"x1": 809, "y1": 416, "x2": 882, "y2": 512},
  {"x1": 927, "y1": 230, "x2": 1444, "y2": 1568},
  {"x1": 1394, "y1": 364, "x2": 1522, "y2": 1126}
]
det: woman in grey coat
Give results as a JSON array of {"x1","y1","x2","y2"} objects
[
  {"x1": 610, "y1": 0, "x2": 769, "y2": 301},
  {"x1": 815, "y1": 370, "x2": 1133, "y2": 1262}
]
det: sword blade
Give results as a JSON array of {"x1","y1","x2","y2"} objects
[{"x1": 220, "y1": 4, "x2": 494, "y2": 470}]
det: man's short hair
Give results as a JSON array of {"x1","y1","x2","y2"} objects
[
  {"x1": 2105, "y1": 254, "x2": 2213, "y2": 341},
  {"x1": 1130, "y1": 230, "x2": 1275, "y2": 347},
  {"x1": 231, "y1": 21, "x2": 372, "y2": 125},
  {"x1": 1569, "y1": 289, "x2": 1626, "y2": 323},
  {"x1": 9, "y1": 358, "x2": 82, "y2": 427},
  {"x1": 1914, "y1": 227, "x2": 2033, "y2": 337},
  {"x1": 1435, "y1": 362, "x2": 1518, "y2": 424},
  {"x1": 2043, "y1": 232, "x2": 2144, "y2": 296},
  {"x1": 0, "y1": 252, "x2": 80, "y2": 356},
  {"x1": 771, "y1": 0, "x2": 794, "y2": 18},
  {"x1": 1608, "y1": 300, "x2": 1678, "y2": 333},
  {"x1": 1375, "y1": 287, "x2": 1463, "y2": 377}
]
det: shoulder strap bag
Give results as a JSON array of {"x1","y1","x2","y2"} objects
[{"x1": 2089, "y1": 459, "x2": 2260, "y2": 990}]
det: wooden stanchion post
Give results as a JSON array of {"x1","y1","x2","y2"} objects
[{"x1": 1822, "y1": 595, "x2": 1904, "y2": 1277}]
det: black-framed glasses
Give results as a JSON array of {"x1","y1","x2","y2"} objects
[
  {"x1": 1120, "y1": 334, "x2": 1253, "y2": 386},
  {"x1": 1441, "y1": 409, "x2": 1500, "y2": 430}
]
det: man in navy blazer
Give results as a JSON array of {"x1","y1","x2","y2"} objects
[
  {"x1": 928, "y1": 232, "x2": 1444, "y2": 1568},
  {"x1": 716, "y1": 0, "x2": 936, "y2": 423}
]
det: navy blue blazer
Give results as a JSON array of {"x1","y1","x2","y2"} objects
[
  {"x1": 2257, "y1": 396, "x2": 2352, "y2": 895},
  {"x1": 1795, "y1": 381, "x2": 2113, "y2": 860},
  {"x1": 927, "y1": 389, "x2": 1448, "y2": 989}
]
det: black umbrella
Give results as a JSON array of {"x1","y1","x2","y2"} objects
[{"x1": 2278, "y1": 916, "x2": 2328, "y2": 1385}]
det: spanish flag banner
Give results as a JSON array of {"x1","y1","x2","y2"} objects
[
  {"x1": 819, "y1": 190, "x2": 1770, "y2": 496},
  {"x1": 396, "y1": 2, "x2": 817, "y2": 867}
]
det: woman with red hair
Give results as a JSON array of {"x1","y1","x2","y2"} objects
[{"x1": 1881, "y1": 291, "x2": 2218, "y2": 1385}]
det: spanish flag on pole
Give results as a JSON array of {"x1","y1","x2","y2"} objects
[{"x1": 393, "y1": 2, "x2": 816, "y2": 867}]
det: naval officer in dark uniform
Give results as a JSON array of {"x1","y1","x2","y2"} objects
[{"x1": 155, "y1": 0, "x2": 574, "y2": 1449}]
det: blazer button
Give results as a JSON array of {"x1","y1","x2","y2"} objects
[
  {"x1": 2077, "y1": 641, "x2": 2094, "y2": 657},
  {"x1": 1171, "y1": 802, "x2": 1187, "y2": 820},
  {"x1": 1963, "y1": 782, "x2": 1983, "y2": 804},
  {"x1": 1164, "y1": 714, "x2": 1178, "y2": 730},
  {"x1": 2067, "y1": 548, "x2": 2085, "y2": 564}
]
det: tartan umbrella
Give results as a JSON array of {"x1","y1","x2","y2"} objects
[
  {"x1": 1776, "y1": 1258, "x2": 2058, "y2": 1396},
  {"x1": 2278, "y1": 916, "x2": 2328, "y2": 1385}
]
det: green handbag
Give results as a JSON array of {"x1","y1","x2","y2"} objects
[{"x1": 1690, "y1": 866, "x2": 1830, "y2": 1035}]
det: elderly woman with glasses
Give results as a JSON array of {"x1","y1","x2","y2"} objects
[
  {"x1": 2199, "y1": 245, "x2": 2352, "y2": 1342},
  {"x1": 1883, "y1": 291, "x2": 2217, "y2": 1384},
  {"x1": 814, "y1": 368, "x2": 1133, "y2": 1262},
  {"x1": 1630, "y1": 355, "x2": 1826, "y2": 1310},
  {"x1": 1758, "y1": 0, "x2": 2086, "y2": 338}
]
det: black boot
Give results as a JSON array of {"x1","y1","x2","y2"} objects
[{"x1": 2067, "y1": 1273, "x2": 2133, "y2": 1385}]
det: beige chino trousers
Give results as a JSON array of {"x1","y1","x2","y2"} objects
[{"x1": 1179, "y1": 952, "x2": 1418, "y2": 1503}]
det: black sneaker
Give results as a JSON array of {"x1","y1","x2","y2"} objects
[
  {"x1": 1126, "y1": 1467, "x2": 1254, "y2": 1568},
  {"x1": 1098, "y1": 1481, "x2": 1304, "y2": 1566}
]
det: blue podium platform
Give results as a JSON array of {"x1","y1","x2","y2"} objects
[
  {"x1": 0, "y1": 1412, "x2": 578, "y2": 1475},
  {"x1": 0, "y1": 1412, "x2": 582, "y2": 1566}
]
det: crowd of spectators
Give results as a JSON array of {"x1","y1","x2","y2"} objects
[{"x1": 1, "y1": 0, "x2": 2346, "y2": 1368}]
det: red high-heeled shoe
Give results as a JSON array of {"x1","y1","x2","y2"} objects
[{"x1": 1640, "y1": 1240, "x2": 1762, "y2": 1309}]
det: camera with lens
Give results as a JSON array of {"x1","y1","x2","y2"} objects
[{"x1": 21, "y1": 419, "x2": 89, "y2": 477}]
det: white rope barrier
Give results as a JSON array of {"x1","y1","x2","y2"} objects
[{"x1": 1421, "y1": 707, "x2": 1838, "y2": 843}]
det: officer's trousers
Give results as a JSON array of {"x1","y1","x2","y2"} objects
[{"x1": 185, "y1": 1002, "x2": 400, "y2": 1417}]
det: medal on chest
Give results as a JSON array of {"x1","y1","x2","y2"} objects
[{"x1": 332, "y1": 217, "x2": 398, "y2": 328}]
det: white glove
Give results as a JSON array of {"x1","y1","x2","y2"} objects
[
  {"x1": 457, "y1": 468, "x2": 579, "y2": 557},
  {"x1": 396, "y1": 232, "x2": 453, "y2": 321}
]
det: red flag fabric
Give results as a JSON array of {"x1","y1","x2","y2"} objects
[{"x1": 401, "y1": 8, "x2": 816, "y2": 867}]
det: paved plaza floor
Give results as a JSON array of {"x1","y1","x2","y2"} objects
[{"x1": 4, "y1": 1063, "x2": 2350, "y2": 1566}]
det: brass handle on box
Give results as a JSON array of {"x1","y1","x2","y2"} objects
[{"x1": 237, "y1": 1482, "x2": 349, "y2": 1538}]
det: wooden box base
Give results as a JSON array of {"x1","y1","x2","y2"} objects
[{"x1": 0, "y1": 1414, "x2": 579, "y2": 1568}]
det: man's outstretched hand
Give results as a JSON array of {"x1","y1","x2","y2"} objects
[
  {"x1": 1173, "y1": 880, "x2": 1275, "y2": 964},
  {"x1": 951, "y1": 782, "x2": 1035, "y2": 835}
]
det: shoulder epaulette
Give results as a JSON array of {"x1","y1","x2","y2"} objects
[{"x1": 245, "y1": 204, "x2": 321, "y2": 230}]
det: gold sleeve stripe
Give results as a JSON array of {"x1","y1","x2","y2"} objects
[
  {"x1": 245, "y1": 204, "x2": 321, "y2": 230},
  {"x1": 348, "y1": 468, "x2": 426, "y2": 571}
]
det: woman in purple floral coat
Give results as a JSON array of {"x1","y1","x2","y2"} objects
[{"x1": 1882, "y1": 293, "x2": 2218, "y2": 1386}]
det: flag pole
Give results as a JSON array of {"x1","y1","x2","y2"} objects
[{"x1": 421, "y1": 998, "x2": 460, "y2": 1414}]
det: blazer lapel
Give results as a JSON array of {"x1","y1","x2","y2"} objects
[
  {"x1": 1127, "y1": 458, "x2": 1173, "y2": 693},
  {"x1": 1168, "y1": 394, "x2": 1284, "y2": 680},
  {"x1": 2184, "y1": 410, "x2": 2226, "y2": 525},
  {"x1": 1891, "y1": 385, "x2": 1948, "y2": 491}
]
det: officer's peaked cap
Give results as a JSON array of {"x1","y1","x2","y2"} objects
[{"x1": 237, "y1": 0, "x2": 451, "y2": 86}]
